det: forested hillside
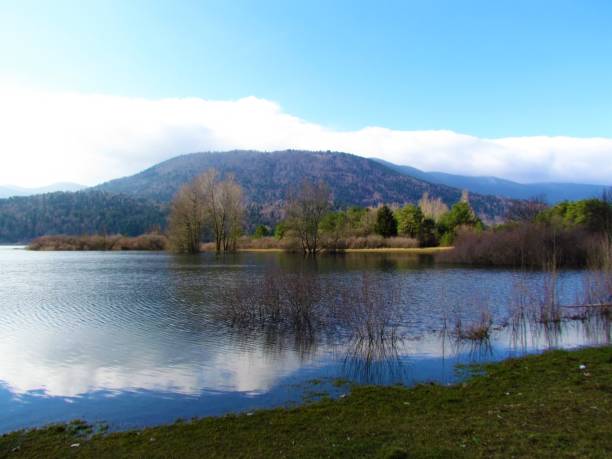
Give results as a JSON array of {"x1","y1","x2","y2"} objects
[
  {"x1": 0, "y1": 191, "x2": 165, "y2": 243},
  {"x1": 96, "y1": 150, "x2": 516, "y2": 223}
]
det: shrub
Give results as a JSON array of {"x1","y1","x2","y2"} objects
[
  {"x1": 28, "y1": 233, "x2": 168, "y2": 251},
  {"x1": 439, "y1": 223, "x2": 592, "y2": 267}
]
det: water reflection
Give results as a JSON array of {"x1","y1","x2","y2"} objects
[{"x1": 0, "y1": 249, "x2": 609, "y2": 432}]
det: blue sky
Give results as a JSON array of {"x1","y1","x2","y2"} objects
[
  {"x1": 1, "y1": 0, "x2": 611, "y2": 186},
  {"x1": 2, "y1": 0, "x2": 611, "y2": 137}
]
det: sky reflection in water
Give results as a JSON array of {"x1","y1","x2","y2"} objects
[{"x1": 0, "y1": 249, "x2": 608, "y2": 432}]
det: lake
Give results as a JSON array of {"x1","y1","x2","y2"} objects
[{"x1": 0, "y1": 247, "x2": 608, "y2": 433}]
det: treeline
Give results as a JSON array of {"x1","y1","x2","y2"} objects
[
  {"x1": 0, "y1": 191, "x2": 166, "y2": 243},
  {"x1": 442, "y1": 194, "x2": 612, "y2": 267},
  {"x1": 255, "y1": 189, "x2": 483, "y2": 252},
  {"x1": 166, "y1": 171, "x2": 487, "y2": 254}
]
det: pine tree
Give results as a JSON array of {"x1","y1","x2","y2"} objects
[{"x1": 375, "y1": 205, "x2": 398, "y2": 238}]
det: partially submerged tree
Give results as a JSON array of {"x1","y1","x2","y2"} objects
[
  {"x1": 168, "y1": 169, "x2": 245, "y2": 253},
  {"x1": 167, "y1": 178, "x2": 207, "y2": 253},
  {"x1": 285, "y1": 179, "x2": 331, "y2": 254}
]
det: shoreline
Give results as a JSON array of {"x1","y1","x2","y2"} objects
[
  {"x1": 24, "y1": 244, "x2": 453, "y2": 254},
  {"x1": 1, "y1": 346, "x2": 610, "y2": 457}
]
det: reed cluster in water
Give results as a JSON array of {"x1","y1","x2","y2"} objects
[
  {"x1": 446, "y1": 240, "x2": 611, "y2": 350},
  {"x1": 217, "y1": 269, "x2": 403, "y2": 343}
]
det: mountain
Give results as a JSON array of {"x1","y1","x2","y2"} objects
[
  {"x1": 373, "y1": 159, "x2": 607, "y2": 204},
  {"x1": 0, "y1": 150, "x2": 522, "y2": 243},
  {"x1": 95, "y1": 150, "x2": 516, "y2": 222},
  {"x1": 0, "y1": 182, "x2": 85, "y2": 199}
]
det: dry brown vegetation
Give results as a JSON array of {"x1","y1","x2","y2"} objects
[
  {"x1": 208, "y1": 234, "x2": 419, "y2": 252},
  {"x1": 28, "y1": 233, "x2": 168, "y2": 251},
  {"x1": 323, "y1": 235, "x2": 419, "y2": 250},
  {"x1": 439, "y1": 223, "x2": 594, "y2": 267}
]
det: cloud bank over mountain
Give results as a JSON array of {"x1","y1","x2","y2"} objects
[{"x1": 2, "y1": 86, "x2": 611, "y2": 187}]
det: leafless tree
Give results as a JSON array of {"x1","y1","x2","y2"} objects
[
  {"x1": 168, "y1": 169, "x2": 245, "y2": 253},
  {"x1": 418, "y1": 192, "x2": 449, "y2": 221},
  {"x1": 167, "y1": 179, "x2": 207, "y2": 253}
]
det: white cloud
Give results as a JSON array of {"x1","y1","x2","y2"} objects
[{"x1": 1, "y1": 85, "x2": 611, "y2": 187}]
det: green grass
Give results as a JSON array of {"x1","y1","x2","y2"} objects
[{"x1": 1, "y1": 347, "x2": 611, "y2": 458}]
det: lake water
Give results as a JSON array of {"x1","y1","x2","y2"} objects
[{"x1": 0, "y1": 247, "x2": 609, "y2": 433}]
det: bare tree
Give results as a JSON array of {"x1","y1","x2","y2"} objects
[
  {"x1": 167, "y1": 179, "x2": 207, "y2": 253},
  {"x1": 285, "y1": 179, "x2": 331, "y2": 254},
  {"x1": 220, "y1": 175, "x2": 245, "y2": 252},
  {"x1": 200, "y1": 170, "x2": 245, "y2": 252},
  {"x1": 168, "y1": 169, "x2": 245, "y2": 253},
  {"x1": 418, "y1": 192, "x2": 449, "y2": 221}
]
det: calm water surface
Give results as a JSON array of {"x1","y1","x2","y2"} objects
[{"x1": 0, "y1": 247, "x2": 608, "y2": 433}]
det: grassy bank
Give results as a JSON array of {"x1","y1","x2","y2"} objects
[{"x1": 1, "y1": 346, "x2": 610, "y2": 458}]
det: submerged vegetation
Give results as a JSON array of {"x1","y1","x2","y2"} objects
[
  {"x1": 217, "y1": 269, "x2": 402, "y2": 344},
  {"x1": 1, "y1": 346, "x2": 610, "y2": 458}
]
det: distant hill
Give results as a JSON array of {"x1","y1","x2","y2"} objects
[
  {"x1": 373, "y1": 159, "x2": 607, "y2": 204},
  {"x1": 0, "y1": 191, "x2": 165, "y2": 243},
  {"x1": 0, "y1": 182, "x2": 85, "y2": 199},
  {"x1": 95, "y1": 150, "x2": 516, "y2": 223},
  {"x1": 0, "y1": 150, "x2": 523, "y2": 243}
]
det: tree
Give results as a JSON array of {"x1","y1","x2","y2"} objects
[
  {"x1": 537, "y1": 198, "x2": 612, "y2": 234},
  {"x1": 395, "y1": 204, "x2": 423, "y2": 238},
  {"x1": 274, "y1": 222, "x2": 288, "y2": 240},
  {"x1": 285, "y1": 180, "x2": 331, "y2": 254},
  {"x1": 253, "y1": 225, "x2": 269, "y2": 238},
  {"x1": 419, "y1": 192, "x2": 449, "y2": 221},
  {"x1": 198, "y1": 170, "x2": 245, "y2": 252},
  {"x1": 167, "y1": 179, "x2": 207, "y2": 253},
  {"x1": 320, "y1": 211, "x2": 348, "y2": 249},
  {"x1": 219, "y1": 175, "x2": 245, "y2": 252},
  {"x1": 419, "y1": 217, "x2": 438, "y2": 247},
  {"x1": 167, "y1": 170, "x2": 245, "y2": 253},
  {"x1": 438, "y1": 201, "x2": 483, "y2": 245},
  {"x1": 375, "y1": 205, "x2": 398, "y2": 238}
]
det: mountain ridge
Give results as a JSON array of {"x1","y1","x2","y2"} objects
[
  {"x1": 0, "y1": 182, "x2": 85, "y2": 199},
  {"x1": 372, "y1": 159, "x2": 607, "y2": 203}
]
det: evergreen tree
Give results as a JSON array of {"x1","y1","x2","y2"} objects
[
  {"x1": 253, "y1": 225, "x2": 269, "y2": 238},
  {"x1": 375, "y1": 205, "x2": 398, "y2": 238}
]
